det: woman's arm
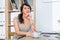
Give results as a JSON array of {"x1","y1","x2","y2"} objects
[
  {"x1": 30, "y1": 19, "x2": 36, "y2": 32},
  {"x1": 13, "y1": 19, "x2": 33, "y2": 36}
]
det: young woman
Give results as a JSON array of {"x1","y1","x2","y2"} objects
[{"x1": 12, "y1": 3, "x2": 36, "y2": 40}]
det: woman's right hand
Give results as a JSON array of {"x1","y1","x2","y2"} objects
[{"x1": 26, "y1": 32, "x2": 33, "y2": 37}]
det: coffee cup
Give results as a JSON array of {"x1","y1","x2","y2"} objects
[{"x1": 32, "y1": 32, "x2": 40, "y2": 38}]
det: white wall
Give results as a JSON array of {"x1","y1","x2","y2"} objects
[
  {"x1": 36, "y1": 0, "x2": 60, "y2": 33},
  {"x1": 52, "y1": 1, "x2": 60, "y2": 33},
  {"x1": 36, "y1": 0, "x2": 52, "y2": 33}
]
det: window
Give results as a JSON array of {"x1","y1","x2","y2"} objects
[{"x1": 0, "y1": 0, "x2": 5, "y2": 39}]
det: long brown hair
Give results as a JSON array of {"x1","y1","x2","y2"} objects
[{"x1": 18, "y1": 3, "x2": 31, "y2": 23}]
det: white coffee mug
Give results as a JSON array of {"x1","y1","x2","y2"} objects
[{"x1": 33, "y1": 32, "x2": 40, "y2": 38}]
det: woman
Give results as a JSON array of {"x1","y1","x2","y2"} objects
[{"x1": 12, "y1": 3, "x2": 36, "y2": 40}]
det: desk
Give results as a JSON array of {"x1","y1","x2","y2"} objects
[
  {"x1": 0, "y1": 39, "x2": 4, "y2": 40},
  {"x1": 19, "y1": 35, "x2": 46, "y2": 40},
  {"x1": 18, "y1": 35, "x2": 60, "y2": 40}
]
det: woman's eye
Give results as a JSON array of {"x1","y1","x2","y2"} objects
[
  {"x1": 24, "y1": 8, "x2": 26, "y2": 9},
  {"x1": 28, "y1": 8, "x2": 30, "y2": 9}
]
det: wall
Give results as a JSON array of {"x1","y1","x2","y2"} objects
[
  {"x1": 52, "y1": 0, "x2": 60, "y2": 33},
  {"x1": 36, "y1": 0, "x2": 60, "y2": 33},
  {"x1": 36, "y1": 0, "x2": 52, "y2": 33}
]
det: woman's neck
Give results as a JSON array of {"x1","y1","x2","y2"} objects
[
  {"x1": 23, "y1": 14, "x2": 30, "y2": 23},
  {"x1": 23, "y1": 14, "x2": 28, "y2": 21}
]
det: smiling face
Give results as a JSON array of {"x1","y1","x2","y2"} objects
[{"x1": 22, "y1": 5, "x2": 31, "y2": 17}]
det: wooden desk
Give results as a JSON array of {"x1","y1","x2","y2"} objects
[
  {"x1": 0, "y1": 39, "x2": 4, "y2": 40},
  {"x1": 18, "y1": 35, "x2": 46, "y2": 40},
  {"x1": 18, "y1": 35, "x2": 60, "y2": 40}
]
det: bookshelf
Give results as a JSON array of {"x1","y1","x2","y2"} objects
[{"x1": 5, "y1": 0, "x2": 36, "y2": 40}]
